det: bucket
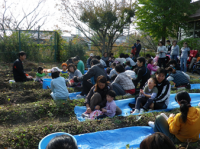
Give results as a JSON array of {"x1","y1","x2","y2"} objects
[
  {"x1": 43, "y1": 78, "x2": 52, "y2": 89},
  {"x1": 38, "y1": 132, "x2": 77, "y2": 149}
]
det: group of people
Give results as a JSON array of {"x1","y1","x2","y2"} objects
[{"x1": 12, "y1": 40, "x2": 200, "y2": 148}]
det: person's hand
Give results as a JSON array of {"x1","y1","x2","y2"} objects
[
  {"x1": 95, "y1": 105, "x2": 100, "y2": 110},
  {"x1": 140, "y1": 89, "x2": 144, "y2": 94},
  {"x1": 102, "y1": 108, "x2": 107, "y2": 113},
  {"x1": 73, "y1": 76, "x2": 79, "y2": 82},
  {"x1": 27, "y1": 76, "x2": 33, "y2": 79},
  {"x1": 169, "y1": 114, "x2": 175, "y2": 118},
  {"x1": 86, "y1": 107, "x2": 92, "y2": 113}
]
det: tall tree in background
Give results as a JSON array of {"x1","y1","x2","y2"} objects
[
  {"x1": 135, "y1": 0, "x2": 199, "y2": 45},
  {"x1": 59, "y1": 0, "x2": 135, "y2": 55}
]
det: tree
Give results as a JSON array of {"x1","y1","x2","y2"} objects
[
  {"x1": 0, "y1": 0, "x2": 49, "y2": 38},
  {"x1": 135, "y1": 0, "x2": 199, "y2": 45},
  {"x1": 59, "y1": 0, "x2": 135, "y2": 55}
]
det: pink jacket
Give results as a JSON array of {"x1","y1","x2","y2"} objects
[{"x1": 147, "y1": 64, "x2": 158, "y2": 75}]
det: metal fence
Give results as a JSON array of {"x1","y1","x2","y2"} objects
[{"x1": 0, "y1": 30, "x2": 58, "y2": 62}]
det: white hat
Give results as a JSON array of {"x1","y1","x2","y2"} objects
[
  {"x1": 90, "y1": 53, "x2": 94, "y2": 56},
  {"x1": 51, "y1": 67, "x2": 62, "y2": 73}
]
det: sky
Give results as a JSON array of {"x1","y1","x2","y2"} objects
[{"x1": 1, "y1": 0, "x2": 199, "y2": 36}]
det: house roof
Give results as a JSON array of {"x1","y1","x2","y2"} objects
[{"x1": 190, "y1": 1, "x2": 200, "y2": 19}]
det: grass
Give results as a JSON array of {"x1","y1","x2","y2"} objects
[{"x1": 0, "y1": 62, "x2": 200, "y2": 149}]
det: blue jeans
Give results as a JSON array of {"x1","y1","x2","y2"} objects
[
  {"x1": 180, "y1": 58, "x2": 187, "y2": 72},
  {"x1": 171, "y1": 55, "x2": 177, "y2": 62}
]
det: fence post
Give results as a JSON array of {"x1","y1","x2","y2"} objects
[
  {"x1": 19, "y1": 30, "x2": 21, "y2": 52},
  {"x1": 54, "y1": 31, "x2": 57, "y2": 62}
]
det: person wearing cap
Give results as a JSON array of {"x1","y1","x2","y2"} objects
[
  {"x1": 72, "y1": 56, "x2": 85, "y2": 75},
  {"x1": 134, "y1": 40, "x2": 141, "y2": 58},
  {"x1": 50, "y1": 67, "x2": 69, "y2": 100},
  {"x1": 60, "y1": 63, "x2": 68, "y2": 79},
  {"x1": 87, "y1": 53, "x2": 94, "y2": 68}
]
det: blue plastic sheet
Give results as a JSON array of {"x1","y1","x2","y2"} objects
[
  {"x1": 191, "y1": 84, "x2": 200, "y2": 89},
  {"x1": 69, "y1": 92, "x2": 81, "y2": 100},
  {"x1": 74, "y1": 126, "x2": 154, "y2": 149},
  {"x1": 74, "y1": 93, "x2": 200, "y2": 121}
]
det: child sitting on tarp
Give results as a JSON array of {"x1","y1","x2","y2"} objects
[
  {"x1": 35, "y1": 66, "x2": 47, "y2": 83},
  {"x1": 166, "y1": 66, "x2": 190, "y2": 89},
  {"x1": 60, "y1": 63, "x2": 68, "y2": 79},
  {"x1": 125, "y1": 61, "x2": 131, "y2": 70},
  {"x1": 67, "y1": 63, "x2": 82, "y2": 87},
  {"x1": 131, "y1": 77, "x2": 158, "y2": 115},
  {"x1": 50, "y1": 67, "x2": 69, "y2": 100}
]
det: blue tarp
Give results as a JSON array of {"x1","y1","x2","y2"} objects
[
  {"x1": 74, "y1": 93, "x2": 200, "y2": 121},
  {"x1": 69, "y1": 92, "x2": 81, "y2": 100},
  {"x1": 191, "y1": 84, "x2": 200, "y2": 89},
  {"x1": 74, "y1": 126, "x2": 154, "y2": 149}
]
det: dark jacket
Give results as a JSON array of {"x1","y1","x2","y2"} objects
[
  {"x1": 87, "y1": 57, "x2": 92, "y2": 68},
  {"x1": 134, "y1": 43, "x2": 141, "y2": 55},
  {"x1": 78, "y1": 63, "x2": 107, "y2": 82},
  {"x1": 13, "y1": 59, "x2": 27, "y2": 82},
  {"x1": 86, "y1": 84, "x2": 112, "y2": 108},
  {"x1": 133, "y1": 65, "x2": 150, "y2": 89}
]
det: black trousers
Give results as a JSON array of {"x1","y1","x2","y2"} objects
[
  {"x1": 81, "y1": 79, "x2": 93, "y2": 96},
  {"x1": 96, "y1": 114, "x2": 108, "y2": 119},
  {"x1": 158, "y1": 58, "x2": 166, "y2": 68}
]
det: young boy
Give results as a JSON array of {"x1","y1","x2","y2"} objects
[
  {"x1": 96, "y1": 90, "x2": 117, "y2": 119},
  {"x1": 60, "y1": 63, "x2": 68, "y2": 79},
  {"x1": 131, "y1": 77, "x2": 158, "y2": 114},
  {"x1": 35, "y1": 66, "x2": 47, "y2": 82}
]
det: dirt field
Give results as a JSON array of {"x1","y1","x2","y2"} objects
[{"x1": 0, "y1": 61, "x2": 200, "y2": 149}]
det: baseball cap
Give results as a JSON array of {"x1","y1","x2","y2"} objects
[
  {"x1": 90, "y1": 53, "x2": 94, "y2": 56},
  {"x1": 51, "y1": 67, "x2": 62, "y2": 73}
]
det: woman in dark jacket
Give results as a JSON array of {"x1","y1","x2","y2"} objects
[{"x1": 85, "y1": 75, "x2": 122, "y2": 115}]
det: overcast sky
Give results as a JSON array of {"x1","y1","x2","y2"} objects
[{"x1": 1, "y1": 0, "x2": 199, "y2": 36}]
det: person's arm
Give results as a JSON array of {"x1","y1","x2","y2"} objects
[
  {"x1": 112, "y1": 74, "x2": 120, "y2": 84},
  {"x1": 105, "y1": 103, "x2": 116, "y2": 114},
  {"x1": 138, "y1": 44, "x2": 141, "y2": 51},
  {"x1": 167, "y1": 113, "x2": 181, "y2": 135},
  {"x1": 143, "y1": 92, "x2": 157, "y2": 99},
  {"x1": 182, "y1": 72, "x2": 190, "y2": 80},
  {"x1": 167, "y1": 76, "x2": 174, "y2": 81},
  {"x1": 77, "y1": 70, "x2": 83, "y2": 78},
  {"x1": 14, "y1": 61, "x2": 27, "y2": 78},
  {"x1": 77, "y1": 67, "x2": 95, "y2": 82},
  {"x1": 133, "y1": 68, "x2": 143, "y2": 88},
  {"x1": 85, "y1": 86, "x2": 94, "y2": 107},
  {"x1": 148, "y1": 64, "x2": 157, "y2": 72},
  {"x1": 154, "y1": 81, "x2": 171, "y2": 103},
  {"x1": 50, "y1": 81, "x2": 54, "y2": 91}
]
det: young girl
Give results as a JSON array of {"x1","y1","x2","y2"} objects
[
  {"x1": 147, "y1": 59, "x2": 159, "y2": 75},
  {"x1": 67, "y1": 63, "x2": 82, "y2": 87},
  {"x1": 60, "y1": 63, "x2": 68, "y2": 79},
  {"x1": 170, "y1": 40, "x2": 179, "y2": 62},
  {"x1": 149, "y1": 91, "x2": 200, "y2": 144},
  {"x1": 35, "y1": 66, "x2": 47, "y2": 82},
  {"x1": 109, "y1": 63, "x2": 118, "y2": 79},
  {"x1": 50, "y1": 67, "x2": 69, "y2": 100},
  {"x1": 131, "y1": 77, "x2": 158, "y2": 114}
]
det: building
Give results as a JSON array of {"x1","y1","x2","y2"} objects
[{"x1": 178, "y1": 1, "x2": 200, "y2": 40}]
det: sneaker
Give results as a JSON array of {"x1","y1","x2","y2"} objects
[
  {"x1": 139, "y1": 108, "x2": 145, "y2": 114},
  {"x1": 160, "y1": 113, "x2": 168, "y2": 120},
  {"x1": 81, "y1": 112, "x2": 89, "y2": 118},
  {"x1": 148, "y1": 121, "x2": 155, "y2": 129},
  {"x1": 76, "y1": 95, "x2": 86, "y2": 99},
  {"x1": 131, "y1": 109, "x2": 139, "y2": 114}
]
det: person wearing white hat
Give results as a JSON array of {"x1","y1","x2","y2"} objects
[
  {"x1": 50, "y1": 67, "x2": 69, "y2": 100},
  {"x1": 87, "y1": 53, "x2": 94, "y2": 68}
]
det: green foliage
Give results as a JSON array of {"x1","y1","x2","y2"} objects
[
  {"x1": 136, "y1": 0, "x2": 199, "y2": 43},
  {"x1": 178, "y1": 38, "x2": 200, "y2": 51},
  {"x1": 79, "y1": 0, "x2": 135, "y2": 54}
]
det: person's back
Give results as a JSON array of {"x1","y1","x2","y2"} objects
[
  {"x1": 126, "y1": 57, "x2": 136, "y2": 66},
  {"x1": 51, "y1": 76, "x2": 69, "y2": 99},
  {"x1": 168, "y1": 107, "x2": 200, "y2": 142},
  {"x1": 169, "y1": 70, "x2": 189, "y2": 87},
  {"x1": 77, "y1": 60, "x2": 85, "y2": 74}
]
